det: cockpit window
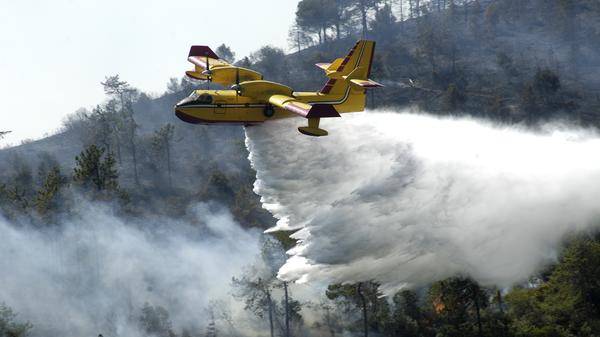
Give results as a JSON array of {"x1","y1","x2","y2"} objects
[
  {"x1": 197, "y1": 93, "x2": 213, "y2": 104},
  {"x1": 188, "y1": 91, "x2": 199, "y2": 100},
  {"x1": 186, "y1": 91, "x2": 212, "y2": 104}
]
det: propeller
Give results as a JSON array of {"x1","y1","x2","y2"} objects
[
  {"x1": 202, "y1": 54, "x2": 213, "y2": 90},
  {"x1": 234, "y1": 68, "x2": 241, "y2": 96}
]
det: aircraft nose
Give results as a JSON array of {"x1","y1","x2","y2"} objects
[{"x1": 175, "y1": 96, "x2": 194, "y2": 108}]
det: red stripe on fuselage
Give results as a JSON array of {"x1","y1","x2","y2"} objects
[{"x1": 319, "y1": 79, "x2": 337, "y2": 94}]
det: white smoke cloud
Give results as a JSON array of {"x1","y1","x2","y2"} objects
[
  {"x1": 245, "y1": 111, "x2": 600, "y2": 294},
  {"x1": 0, "y1": 201, "x2": 262, "y2": 337}
]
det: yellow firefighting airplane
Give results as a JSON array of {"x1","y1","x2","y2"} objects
[{"x1": 175, "y1": 40, "x2": 382, "y2": 136}]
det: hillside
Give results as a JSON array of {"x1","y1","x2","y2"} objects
[{"x1": 259, "y1": 0, "x2": 600, "y2": 125}]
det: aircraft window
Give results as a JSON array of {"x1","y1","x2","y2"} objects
[
  {"x1": 196, "y1": 93, "x2": 213, "y2": 104},
  {"x1": 189, "y1": 92, "x2": 199, "y2": 100}
]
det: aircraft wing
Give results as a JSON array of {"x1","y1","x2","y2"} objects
[
  {"x1": 186, "y1": 46, "x2": 262, "y2": 86},
  {"x1": 268, "y1": 94, "x2": 340, "y2": 118}
]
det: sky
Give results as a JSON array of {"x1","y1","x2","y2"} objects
[{"x1": 0, "y1": 0, "x2": 299, "y2": 147}]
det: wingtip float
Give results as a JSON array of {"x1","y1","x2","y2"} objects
[{"x1": 174, "y1": 40, "x2": 383, "y2": 137}]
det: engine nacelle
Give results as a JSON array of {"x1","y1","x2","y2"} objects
[{"x1": 235, "y1": 80, "x2": 293, "y2": 100}]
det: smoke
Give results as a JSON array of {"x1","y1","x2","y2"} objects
[
  {"x1": 245, "y1": 111, "x2": 600, "y2": 294},
  {"x1": 0, "y1": 201, "x2": 262, "y2": 337}
]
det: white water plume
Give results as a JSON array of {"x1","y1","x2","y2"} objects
[{"x1": 245, "y1": 111, "x2": 600, "y2": 294}]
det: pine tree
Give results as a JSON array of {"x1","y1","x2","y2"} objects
[
  {"x1": 443, "y1": 84, "x2": 466, "y2": 112},
  {"x1": 326, "y1": 282, "x2": 386, "y2": 337},
  {"x1": 151, "y1": 124, "x2": 175, "y2": 187},
  {"x1": 34, "y1": 166, "x2": 66, "y2": 217},
  {"x1": 73, "y1": 145, "x2": 119, "y2": 192},
  {"x1": 216, "y1": 44, "x2": 236, "y2": 63},
  {"x1": 101, "y1": 75, "x2": 140, "y2": 186},
  {"x1": 0, "y1": 303, "x2": 33, "y2": 337}
]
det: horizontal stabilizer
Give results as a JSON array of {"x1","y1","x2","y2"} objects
[
  {"x1": 315, "y1": 58, "x2": 344, "y2": 74},
  {"x1": 349, "y1": 79, "x2": 384, "y2": 88},
  {"x1": 188, "y1": 46, "x2": 220, "y2": 59},
  {"x1": 316, "y1": 63, "x2": 331, "y2": 70}
]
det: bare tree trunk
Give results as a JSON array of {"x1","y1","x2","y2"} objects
[
  {"x1": 296, "y1": 30, "x2": 301, "y2": 52},
  {"x1": 497, "y1": 290, "x2": 504, "y2": 314},
  {"x1": 357, "y1": 283, "x2": 368, "y2": 337},
  {"x1": 399, "y1": 0, "x2": 404, "y2": 27},
  {"x1": 284, "y1": 281, "x2": 290, "y2": 337},
  {"x1": 474, "y1": 296, "x2": 483, "y2": 337},
  {"x1": 94, "y1": 159, "x2": 101, "y2": 191},
  {"x1": 114, "y1": 131, "x2": 122, "y2": 164},
  {"x1": 130, "y1": 132, "x2": 139, "y2": 186},
  {"x1": 325, "y1": 306, "x2": 335, "y2": 337},
  {"x1": 267, "y1": 290, "x2": 275, "y2": 337},
  {"x1": 166, "y1": 138, "x2": 172, "y2": 188},
  {"x1": 360, "y1": 2, "x2": 368, "y2": 38}
]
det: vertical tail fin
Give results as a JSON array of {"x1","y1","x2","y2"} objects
[{"x1": 318, "y1": 40, "x2": 379, "y2": 95}]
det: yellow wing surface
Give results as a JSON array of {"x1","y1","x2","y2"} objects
[
  {"x1": 185, "y1": 46, "x2": 262, "y2": 86},
  {"x1": 233, "y1": 80, "x2": 340, "y2": 118}
]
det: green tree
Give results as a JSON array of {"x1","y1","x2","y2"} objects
[
  {"x1": 151, "y1": 124, "x2": 175, "y2": 187},
  {"x1": 484, "y1": 2, "x2": 500, "y2": 38},
  {"x1": 533, "y1": 68, "x2": 561, "y2": 103},
  {"x1": 385, "y1": 290, "x2": 421, "y2": 337},
  {"x1": 506, "y1": 236, "x2": 600, "y2": 336},
  {"x1": 332, "y1": 0, "x2": 353, "y2": 39},
  {"x1": 326, "y1": 281, "x2": 387, "y2": 337},
  {"x1": 232, "y1": 238, "x2": 288, "y2": 337},
  {"x1": 288, "y1": 23, "x2": 315, "y2": 52},
  {"x1": 521, "y1": 68, "x2": 566, "y2": 121},
  {"x1": 296, "y1": 0, "x2": 338, "y2": 44},
  {"x1": 86, "y1": 102, "x2": 121, "y2": 159},
  {"x1": 443, "y1": 84, "x2": 466, "y2": 112},
  {"x1": 34, "y1": 166, "x2": 67, "y2": 218},
  {"x1": 139, "y1": 303, "x2": 176, "y2": 337},
  {"x1": 232, "y1": 275, "x2": 277, "y2": 337},
  {"x1": 11, "y1": 156, "x2": 33, "y2": 197},
  {"x1": 371, "y1": 3, "x2": 397, "y2": 39},
  {"x1": 101, "y1": 75, "x2": 140, "y2": 186},
  {"x1": 216, "y1": 44, "x2": 236, "y2": 63},
  {"x1": 250, "y1": 46, "x2": 289, "y2": 83},
  {"x1": 0, "y1": 184, "x2": 29, "y2": 216},
  {"x1": 0, "y1": 303, "x2": 33, "y2": 337},
  {"x1": 416, "y1": 11, "x2": 441, "y2": 76},
  {"x1": 350, "y1": 0, "x2": 384, "y2": 38},
  {"x1": 428, "y1": 277, "x2": 488, "y2": 337},
  {"x1": 73, "y1": 145, "x2": 119, "y2": 192}
]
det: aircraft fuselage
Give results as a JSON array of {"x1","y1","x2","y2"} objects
[{"x1": 174, "y1": 88, "x2": 363, "y2": 126}]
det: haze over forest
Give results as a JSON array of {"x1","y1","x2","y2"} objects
[{"x1": 1, "y1": 1, "x2": 600, "y2": 337}]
